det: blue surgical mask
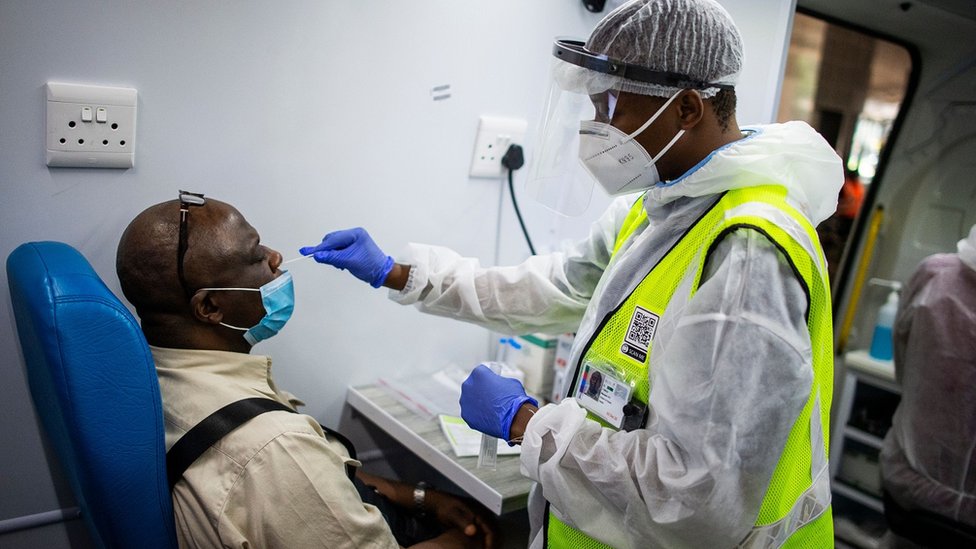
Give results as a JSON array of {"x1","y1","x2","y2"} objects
[{"x1": 199, "y1": 271, "x2": 295, "y2": 346}]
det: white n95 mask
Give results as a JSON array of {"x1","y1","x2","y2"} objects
[{"x1": 578, "y1": 90, "x2": 685, "y2": 196}]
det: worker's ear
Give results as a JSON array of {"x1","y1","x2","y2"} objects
[
  {"x1": 676, "y1": 89, "x2": 705, "y2": 130},
  {"x1": 190, "y1": 290, "x2": 224, "y2": 325}
]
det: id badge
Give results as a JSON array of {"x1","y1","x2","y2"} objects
[{"x1": 574, "y1": 362, "x2": 633, "y2": 429}]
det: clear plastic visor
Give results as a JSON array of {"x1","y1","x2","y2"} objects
[{"x1": 526, "y1": 59, "x2": 623, "y2": 217}]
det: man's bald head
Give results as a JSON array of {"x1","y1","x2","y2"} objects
[
  {"x1": 117, "y1": 197, "x2": 249, "y2": 317},
  {"x1": 117, "y1": 200, "x2": 182, "y2": 316},
  {"x1": 117, "y1": 195, "x2": 283, "y2": 352}
]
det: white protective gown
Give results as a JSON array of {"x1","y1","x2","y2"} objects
[
  {"x1": 880, "y1": 225, "x2": 976, "y2": 529},
  {"x1": 391, "y1": 121, "x2": 842, "y2": 548}
]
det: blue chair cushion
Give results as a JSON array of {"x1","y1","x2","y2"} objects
[{"x1": 7, "y1": 241, "x2": 177, "y2": 549}]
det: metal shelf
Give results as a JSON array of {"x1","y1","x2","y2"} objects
[
  {"x1": 833, "y1": 480, "x2": 884, "y2": 513},
  {"x1": 844, "y1": 425, "x2": 885, "y2": 449},
  {"x1": 346, "y1": 385, "x2": 533, "y2": 515},
  {"x1": 844, "y1": 350, "x2": 900, "y2": 393}
]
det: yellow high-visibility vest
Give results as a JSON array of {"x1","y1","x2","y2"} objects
[{"x1": 547, "y1": 185, "x2": 834, "y2": 548}]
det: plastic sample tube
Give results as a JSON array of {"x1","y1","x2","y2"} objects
[{"x1": 477, "y1": 362, "x2": 503, "y2": 469}]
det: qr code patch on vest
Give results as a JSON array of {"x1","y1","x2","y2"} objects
[{"x1": 625, "y1": 306, "x2": 658, "y2": 352}]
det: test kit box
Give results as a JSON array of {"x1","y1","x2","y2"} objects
[{"x1": 508, "y1": 333, "x2": 559, "y2": 398}]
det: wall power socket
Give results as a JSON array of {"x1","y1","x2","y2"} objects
[
  {"x1": 469, "y1": 115, "x2": 527, "y2": 178},
  {"x1": 46, "y1": 82, "x2": 137, "y2": 169}
]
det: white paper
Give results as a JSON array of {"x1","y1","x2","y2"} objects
[
  {"x1": 378, "y1": 364, "x2": 469, "y2": 419},
  {"x1": 439, "y1": 415, "x2": 521, "y2": 458}
]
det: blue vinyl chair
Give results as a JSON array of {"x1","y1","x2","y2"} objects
[{"x1": 7, "y1": 241, "x2": 177, "y2": 549}]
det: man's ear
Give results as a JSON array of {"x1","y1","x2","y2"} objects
[
  {"x1": 190, "y1": 290, "x2": 224, "y2": 325},
  {"x1": 676, "y1": 89, "x2": 705, "y2": 129}
]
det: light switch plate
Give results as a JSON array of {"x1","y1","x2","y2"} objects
[{"x1": 46, "y1": 82, "x2": 137, "y2": 169}]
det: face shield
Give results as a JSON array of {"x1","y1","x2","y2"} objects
[{"x1": 526, "y1": 39, "x2": 733, "y2": 216}]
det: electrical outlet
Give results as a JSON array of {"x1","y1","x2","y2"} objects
[
  {"x1": 46, "y1": 82, "x2": 137, "y2": 169},
  {"x1": 469, "y1": 115, "x2": 527, "y2": 178}
]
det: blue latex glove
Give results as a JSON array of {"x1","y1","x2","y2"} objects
[
  {"x1": 300, "y1": 228, "x2": 394, "y2": 288},
  {"x1": 460, "y1": 364, "x2": 538, "y2": 440}
]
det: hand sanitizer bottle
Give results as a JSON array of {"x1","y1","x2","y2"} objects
[{"x1": 869, "y1": 289, "x2": 899, "y2": 361}]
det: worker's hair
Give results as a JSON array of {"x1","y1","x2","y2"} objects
[{"x1": 709, "y1": 88, "x2": 736, "y2": 132}]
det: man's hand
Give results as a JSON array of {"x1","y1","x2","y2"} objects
[
  {"x1": 425, "y1": 489, "x2": 495, "y2": 549},
  {"x1": 410, "y1": 527, "x2": 480, "y2": 549},
  {"x1": 355, "y1": 471, "x2": 494, "y2": 547}
]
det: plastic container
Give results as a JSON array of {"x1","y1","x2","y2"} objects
[
  {"x1": 509, "y1": 334, "x2": 558, "y2": 397},
  {"x1": 477, "y1": 362, "x2": 504, "y2": 469},
  {"x1": 868, "y1": 289, "x2": 898, "y2": 361},
  {"x1": 550, "y1": 333, "x2": 575, "y2": 404}
]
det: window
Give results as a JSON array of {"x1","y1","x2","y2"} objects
[{"x1": 776, "y1": 12, "x2": 913, "y2": 283}]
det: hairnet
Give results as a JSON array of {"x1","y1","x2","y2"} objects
[
  {"x1": 584, "y1": 0, "x2": 743, "y2": 98},
  {"x1": 958, "y1": 223, "x2": 976, "y2": 270}
]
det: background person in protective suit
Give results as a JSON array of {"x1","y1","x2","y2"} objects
[
  {"x1": 302, "y1": 0, "x2": 843, "y2": 547},
  {"x1": 879, "y1": 224, "x2": 976, "y2": 548}
]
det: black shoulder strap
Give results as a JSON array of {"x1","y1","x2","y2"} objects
[
  {"x1": 165, "y1": 397, "x2": 359, "y2": 492},
  {"x1": 166, "y1": 397, "x2": 295, "y2": 492}
]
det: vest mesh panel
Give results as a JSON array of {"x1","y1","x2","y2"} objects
[
  {"x1": 695, "y1": 205, "x2": 832, "y2": 529},
  {"x1": 785, "y1": 509, "x2": 834, "y2": 547},
  {"x1": 548, "y1": 513, "x2": 614, "y2": 549}
]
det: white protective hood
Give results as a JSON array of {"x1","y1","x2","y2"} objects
[
  {"x1": 646, "y1": 121, "x2": 844, "y2": 226},
  {"x1": 958, "y1": 224, "x2": 976, "y2": 271}
]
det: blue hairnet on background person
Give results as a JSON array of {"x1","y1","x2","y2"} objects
[
  {"x1": 879, "y1": 224, "x2": 976, "y2": 547},
  {"x1": 302, "y1": 0, "x2": 843, "y2": 547}
]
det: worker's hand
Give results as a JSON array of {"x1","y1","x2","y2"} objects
[
  {"x1": 300, "y1": 228, "x2": 394, "y2": 288},
  {"x1": 460, "y1": 364, "x2": 538, "y2": 440},
  {"x1": 425, "y1": 489, "x2": 495, "y2": 549}
]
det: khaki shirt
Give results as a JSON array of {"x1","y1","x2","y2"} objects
[{"x1": 152, "y1": 346, "x2": 399, "y2": 549}]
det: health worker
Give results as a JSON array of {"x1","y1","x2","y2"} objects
[
  {"x1": 879, "y1": 224, "x2": 976, "y2": 546},
  {"x1": 302, "y1": 0, "x2": 844, "y2": 547}
]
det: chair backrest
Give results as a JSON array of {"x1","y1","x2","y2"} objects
[{"x1": 7, "y1": 241, "x2": 177, "y2": 549}]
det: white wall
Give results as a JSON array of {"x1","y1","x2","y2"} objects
[{"x1": 0, "y1": 0, "x2": 793, "y2": 544}]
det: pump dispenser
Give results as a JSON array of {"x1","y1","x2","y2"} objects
[{"x1": 868, "y1": 279, "x2": 902, "y2": 361}]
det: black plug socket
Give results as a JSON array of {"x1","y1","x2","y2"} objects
[{"x1": 502, "y1": 144, "x2": 524, "y2": 171}]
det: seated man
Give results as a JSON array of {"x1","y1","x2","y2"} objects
[{"x1": 116, "y1": 192, "x2": 493, "y2": 549}]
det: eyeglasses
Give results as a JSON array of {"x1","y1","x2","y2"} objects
[{"x1": 177, "y1": 190, "x2": 206, "y2": 299}]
